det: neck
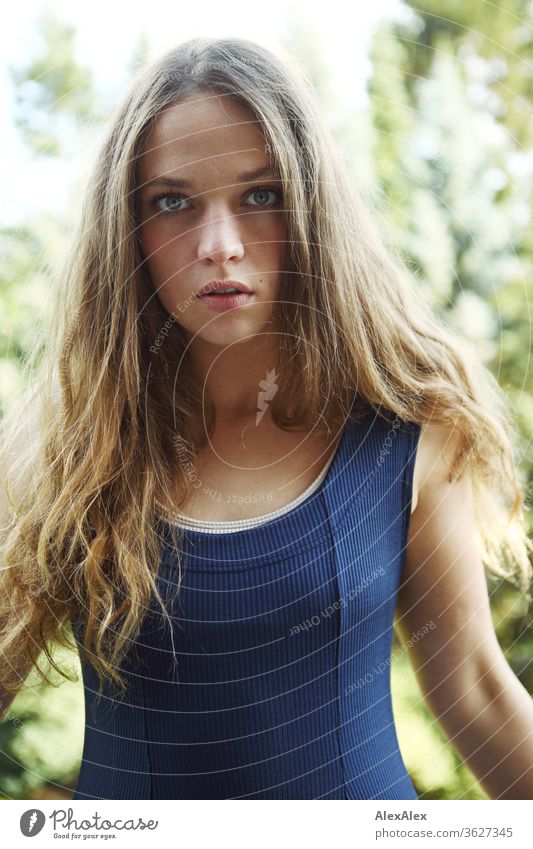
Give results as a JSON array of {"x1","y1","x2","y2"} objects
[{"x1": 185, "y1": 332, "x2": 280, "y2": 423}]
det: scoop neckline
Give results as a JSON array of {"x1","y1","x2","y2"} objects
[
  {"x1": 156, "y1": 405, "x2": 363, "y2": 569},
  {"x1": 155, "y1": 434, "x2": 339, "y2": 531}
]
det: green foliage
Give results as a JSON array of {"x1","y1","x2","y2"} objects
[
  {"x1": 367, "y1": 2, "x2": 533, "y2": 536},
  {"x1": 10, "y1": 8, "x2": 103, "y2": 157},
  {"x1": 0, "y1": 9, "x2": 113, "y2": 801},
  {"x1": 363, "y1": 2, "x2": 533, "y2": 800},
  {"x1": 0, "y1": 646, "x2": 84, "y2": 800},
  {"x1": 0, "y1": 216, "x2": 69, "y2": 415},
  {"x1": 392, "y1": 651, "x2": 489, "y2": 799},
  {"x1": 397, "y1": 1, "x2": 533, "y2": 147}
]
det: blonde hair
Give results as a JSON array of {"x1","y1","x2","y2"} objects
[{"x1": 1, "y1": 36, "x2": 531, "y2": 700}]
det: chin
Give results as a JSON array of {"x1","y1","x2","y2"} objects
[
  {"x1": 198, "y1": 318, "x2": 267, "y2": 347},
  {"x1": 200, "y1": 327, "x2": 256, "y2": 347}
]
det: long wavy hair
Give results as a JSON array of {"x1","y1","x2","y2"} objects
[{"x1": 1, "y1": 36, "x2": 531, "y2": 700}]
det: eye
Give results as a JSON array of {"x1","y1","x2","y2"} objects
[
  {"x1": 152, "y1": 194, "x2": 190, "y2": 214},
  {"x1": 149, "y1": 185, "x2": 283, "y2": 216},
  {"x1": 245, "y1": 186, "x2": 283, "y2": 207}
]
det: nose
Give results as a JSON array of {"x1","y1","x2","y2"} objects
[{"x1": 196, "y1": 204, "x2": 245, "y2": 265}]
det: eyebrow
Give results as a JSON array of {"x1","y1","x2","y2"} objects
[{"x1": 142, "y1": 165, "x2": 281, "y2": 191}]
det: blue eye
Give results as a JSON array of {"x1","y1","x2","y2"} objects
[
  {"x1": 150, "y1": 185, "x2": 283, "y2": 216},
  {"x1": 246, "y1": 187, "x2": 282, "y2": 207},
  {"x1": 153, "y1": 194, "x2": 190, "y2": 213}
]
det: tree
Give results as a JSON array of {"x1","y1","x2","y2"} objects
[{"x1": 365, "y1": 0, "x2": 533, "y2": 798}]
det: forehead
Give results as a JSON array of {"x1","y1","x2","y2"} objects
[{"x1": 138, "y1": 93, "x2": 269, "y2": 181}]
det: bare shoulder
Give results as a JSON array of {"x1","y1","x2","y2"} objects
[{"x1": 411, "y1": 419, "x2": 463, "y2": 515}]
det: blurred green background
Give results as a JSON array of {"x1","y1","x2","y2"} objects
[{"x1": 1, "y1": 0, "x2": 532, "y2": 800}]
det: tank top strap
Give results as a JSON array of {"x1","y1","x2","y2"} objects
[{"x1": 322, "y1": 405, "x2": 421, "y2": 530}]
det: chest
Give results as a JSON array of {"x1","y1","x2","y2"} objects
[{"x1": 163, "y1": 423, "x2": 340, "y2": 522}]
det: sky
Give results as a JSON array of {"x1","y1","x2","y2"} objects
[{"x1": 0, "y1": 0, "x2": 410, "y2": 224}]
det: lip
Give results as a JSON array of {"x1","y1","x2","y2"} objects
[
  {"x1": 198, "y1": 292, "x2": 254, "y2": 313},
  {"x1": 196, "y1": 279, "x2": 253, "y2": 298}
]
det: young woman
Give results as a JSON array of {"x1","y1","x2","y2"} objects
[{"x1": 1, "y1": 36, "x2": 532, "y2": 801}]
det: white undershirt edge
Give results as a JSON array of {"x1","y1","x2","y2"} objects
[{"x1": 155, "y1": 448, "x2": 337, "y2": 534}]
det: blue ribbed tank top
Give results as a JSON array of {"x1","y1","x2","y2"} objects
[{"x1": 72, "y1": 403, "x2": 421, "y2": 800}]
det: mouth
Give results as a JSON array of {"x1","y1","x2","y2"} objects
[
  {"x1": 196, "y1": 280, "x2": 253, "y2": 298},
  {"x1": 197, "y1": 289, "x2": 254, "y2": 313}
]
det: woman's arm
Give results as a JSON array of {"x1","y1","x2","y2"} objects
[{"x1": 394, "y1": 422, "x2": 533, "y2": 799}]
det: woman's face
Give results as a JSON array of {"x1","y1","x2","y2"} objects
[{"x1": 137, "y1": 92, "x2": 287, "y2": 349}]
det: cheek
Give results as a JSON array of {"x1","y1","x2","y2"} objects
[
  {"x1": 258, "y1": 220, "x2": 286, "y2": 268},
  {"x1": 141, "y1": 227, "x2": 187, "y2": 285}
]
